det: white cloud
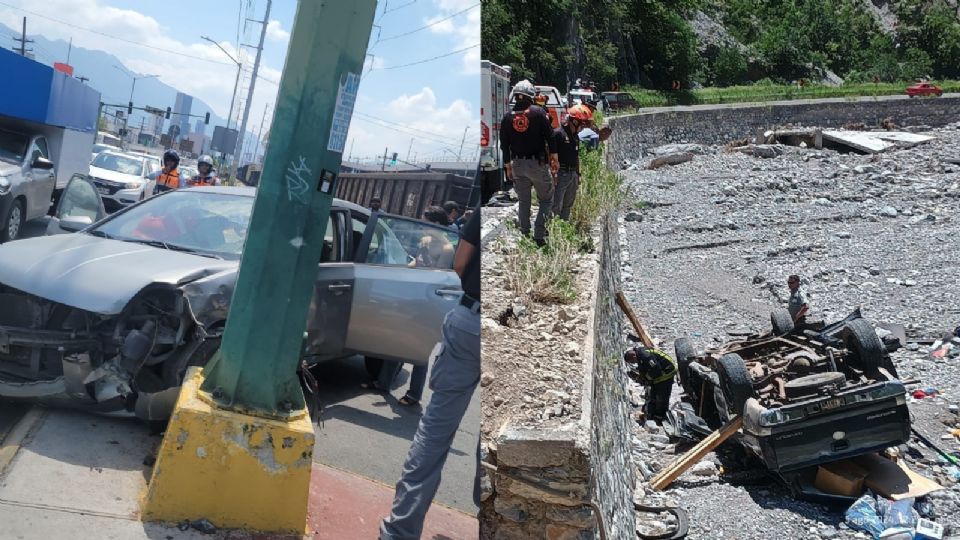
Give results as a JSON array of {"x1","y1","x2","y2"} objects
[
  {"x1": 265, "y1": 20, "x2": 289, "y2": 42},
  {"x1": 427, "y1": 0, "x2": 480, "y2": 75}
]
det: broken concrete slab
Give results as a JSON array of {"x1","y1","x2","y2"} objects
[
  {"x1": 822, "y1": 129, "x2": 936, "y2": 154},
  {"x1": 650, "y1": 143, "x2": 711, "y2": 156},
  {"x1": 647, "y1": 152, "x2": 694, "y2": 169}
]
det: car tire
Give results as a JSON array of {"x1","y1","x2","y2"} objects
[
  {"x1": 771, "y1": 309, "x2": 795, "y2": 335},
  {"x1": 842, "y1": 318, "x2": 883, "y2": 379},
  {"x1": 783, "y1": 371, "x2": 846, "y2": 399},
  {"x1": 717, "y1": 353, "x2": 755, "y2": 417},
  {"x1": 1, "y1": 198, "x2": 24, "y2": 243},
  {"x1": 674, "y1": 337, "x2": 697, "y2": 397},
  {"x1": 162, "y1": 335, "x2": 222, "y2": 387}
]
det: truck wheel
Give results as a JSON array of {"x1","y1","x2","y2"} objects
[
  {"x1": 842, "y1": 319, "x2": 883, "y2": 379},
  {"x1": 674, "y1": 337, "x2": 697, "y2": 397},
  {"x1": 1, "y1": 198, "x2": 24, "y2": 243},
  {"x1": 783, "y1": 371, "x2": 846, "y2": 399},
  {"x1": 717, "y1": 353, "x2": 755, "y2": 417},
  {"x1": 771, "y1": 309, "x2": 794, "y2": 335}
]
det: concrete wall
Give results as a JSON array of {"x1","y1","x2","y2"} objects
[
  {"x1": 606, "y1": 95, "x2": 960, "y2": 165},
  {"x1": 484, "y1": 212, "x2": 635, "y2": 540}
]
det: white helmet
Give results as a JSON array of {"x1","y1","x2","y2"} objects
[
  {"x1": 513, "y1": 79, "x2": 536, "y2": 98},
  {"x1": 198, "y1": 154, "x2": 214, "y2": 167}
]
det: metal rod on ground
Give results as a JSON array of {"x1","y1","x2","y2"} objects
[{"x1": 616, "y1": 291, "x2": 655, "y2": 347}]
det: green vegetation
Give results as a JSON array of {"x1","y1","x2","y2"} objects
[
  {"x1": 570, "y1": 145, "x2": 623, "y2": 235},
  {"x1": 624, "y1": 80, "x2": 960, "y2": 108},
  {"x1": 481, "y1": 0, "x2": 960, "y2": 96}
]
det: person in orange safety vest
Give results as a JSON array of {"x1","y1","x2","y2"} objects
[
  {"x1": 187, "y1": 154, "x2": 220, "y2": 187},
  {"x1": 153, "y1": 149, "x2": 183, "y2": 195}
]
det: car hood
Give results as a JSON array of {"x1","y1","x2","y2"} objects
[
  {"x1": 0, "y1": 234, "x2": 237, "y2": 314},
  {"x1": 89, "y1": 165, "x2": 142, "y2": 184},
  {"x1": 0, "y1": 161, "x2": 20, "y2": 176}
]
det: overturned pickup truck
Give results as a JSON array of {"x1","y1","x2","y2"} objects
[{"x1": 674, "y1": 309, "x2": 910, "y2": 473}]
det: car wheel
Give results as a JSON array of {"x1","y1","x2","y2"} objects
[
  {"x1": 364, "y1": 356, "x2": 384, "y2": 379},
  {"x1": 716, "y1": 353, "x2": 755, "y2": 417},
  {"x1": 162, "y1": 335, "x2": 222, "y2": 387},
  {"x1": 842, "y1": 318, "x2": 883, "y2": 379},
  {"x1": 783, "y1": 371, "x2": 846, "y2": 399},
  {"x1": 771, "y1": 309, "x2": 795, "y2": 336},
  {"x1": 1, "y1": 198, "x2": 24, "y2": 243},
  {"x1": 674, "y1": 337, "x2": 697, "y2": 397}
]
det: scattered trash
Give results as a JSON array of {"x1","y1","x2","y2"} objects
[
  {"x1": 190, "y1": 519, "x2": 217, "y2": 534},
  {"x1": 663, "y1": 402, "x2": 712, "y2": 443},
  {"x1": 845, "y1": 491, "x2": 886, "y2": 538},
  {"x1": 882, "y1": 498, "x2": 918, "y2": 530},
  {"x1": 177, "y1": 520, "x2": 190, "y2": 531},
  {"x1": 855, "y1": 453, "x2": 944, "y2": 500},
  {"x1": 815, "y1": 460, "x2": 869, "y2": 497},
  {"x1": 930, "y1": 338, "x2": 960, "y2": 360},
  {"x1": 915, "y1": 517, "x2": 945, "y2": 540}
]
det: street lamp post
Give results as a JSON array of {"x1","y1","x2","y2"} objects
[
  {"x1": 114, "y1": 65, "x2": 157, "y2": 148},
  {"x1": 201, "y1": 36, "x2": 242, "y2": 165}
]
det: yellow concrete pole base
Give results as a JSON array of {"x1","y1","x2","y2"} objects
[{"x1": 141, "y1": 368, "x2": 315, "y2": 534}]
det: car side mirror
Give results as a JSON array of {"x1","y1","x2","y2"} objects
[
  {"x1": 32, "y1": 156, "x2": 54, "y2": 170},
  {"x1": 59, "y1": 215, "x2": 93, "y2": 232}
]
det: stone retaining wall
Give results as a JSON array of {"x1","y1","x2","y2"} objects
[
  {"x1": 484, "y1": 212, "x2": 634, "y2": 540},
  {"x1": 606, "y1": 95, "x2": 960, "y2": 165}
]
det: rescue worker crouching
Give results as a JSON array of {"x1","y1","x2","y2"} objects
[
  {"x1": 624, "y1": 346, "x2": 677, "y2": 423},
  {"x1": 153, "y1": 149, "x2": 183, "y2": 195},
  {"x1": 188, "y1": 154, "x2": 220, "y2": 187},
  {"x1": 499, "y1": 79, "x2": 558, "y2": 247}
]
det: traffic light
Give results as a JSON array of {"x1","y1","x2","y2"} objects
[
  {"x1": 165, "y1": 107, "x2": 171, "y2": 119},
  {"x1": 127, "y1": 101, "x2": 133, "y2": 114},
  {"x1": 391, "y1": 152, "x2": 397, "y2": 166},
  {"x1": 204, "y1": 112, "x2": 210, "y2": 125}
]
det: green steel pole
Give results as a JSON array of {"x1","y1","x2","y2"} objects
[{"x1": 200, "y1": 0, "x2": 376, "y2": 418}]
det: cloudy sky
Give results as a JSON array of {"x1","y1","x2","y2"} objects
[{"x1": 0, "y1": 0, "x2": 480, "y2": 163}]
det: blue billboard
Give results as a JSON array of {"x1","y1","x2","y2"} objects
[{"x1": 0, "y1": 48, "x2": 100, "y2": 132}]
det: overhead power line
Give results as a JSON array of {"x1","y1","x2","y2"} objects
[
  {"x1": 378, "y1": 3, "x2": 478, "y2": 43},
  {"x1": 0, "y1": 1, "x2": 233, "y2": 65},
  {"x1": 381, "y1": 43, "x2": 478, "y2": 70}
]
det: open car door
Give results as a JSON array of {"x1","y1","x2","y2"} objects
[
  {"x1": 302, "y1": 209, "x2": 356, "y2": 363},
  {"x1": 46, "y1": 174, "x2": 106, "y2": 235},
  {"x1": 347, "y1": 212, "x2": 462, "y2": 366}
]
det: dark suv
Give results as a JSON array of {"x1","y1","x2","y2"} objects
[
  {"x1": 601, "y1": 91, "x2": 639, "y2": 112},
  {"x1": 675, "y1": 309, "x2": 909, "y2": 472}
]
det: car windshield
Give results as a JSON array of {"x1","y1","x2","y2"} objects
[
  {"x1": 92, "y1": 144, "x2": 117, "y2": 154},
  {"x1": 0, "y1": 130, "x2": 28, "y2": 164},
  {"x1": 92, "y1": 153, "x2": 145, "y2": 176},
  {"x1": 91, "y1": 190, "x2": 253, "y2": 259}
]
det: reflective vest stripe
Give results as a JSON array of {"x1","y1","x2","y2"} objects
[{"x1": 158, "y1": 171, "x2": 180, "y2": 188}]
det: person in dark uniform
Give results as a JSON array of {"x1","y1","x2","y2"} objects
[
  {"x1": 624, "y1": 346, "x2": 678, "y2": 423},
  {"x1": 499, "y1": 79, "x2": 558, "y2": 246},
  {"x1": 381, "y1": 204, "x2": 481, "y2": 540},
  {"x1": 550, "y1": 104, "x2": 591, "y2": 221}
]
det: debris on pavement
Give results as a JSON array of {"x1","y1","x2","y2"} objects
[{"x1": 190, "y1": 518, "x2": 217, "y2": 534}]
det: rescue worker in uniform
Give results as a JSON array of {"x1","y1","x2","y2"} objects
[
  {"x1": 187, "y1": 155, "x2": 220, "y2": 187},
  {"x1": 499, "y1": 80, "x2": 558, "y2": 246},
  {"x1": 551, "y1": 104, "x2": 591, "y2": 221},
  {"x1": 623, "y1": 346, "x2": 677, "y2": 423},
  {"x1": 153, "y1": 149, "x2": 183, "y2": 195}
]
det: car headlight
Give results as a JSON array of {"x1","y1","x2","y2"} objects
[
  {"x1": 0, "y1": 176, "x2": 10, "y2": 195},
  {"x1": 125, "y1": 182, "x2": 142, "y2": 189}
]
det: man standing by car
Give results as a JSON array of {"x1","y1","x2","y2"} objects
[
  {"x1": 787, "y1": 274, "x2": 810, "y2": 324},
  {"x1": 153, "y1": 150, "x2": 183, "y2": 195},
  {"x1": 381, "y1": 204, "x2": 481, "y2": 540},
  {"x1": 500, "y1": 79, "x2": 558, "y2": 246},
  {"x1": 187, "y1": 155, "x2": 220, "y2": 187},
  {"x1": 624, "y1": 346, "x2": 677, "y2": 423}
]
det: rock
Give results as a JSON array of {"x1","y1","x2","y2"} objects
[
  {"x1": 651, "y1": 143, "x2": 710, "y2": 156},
  {"x1": 557, "y1": 307, "x2": 577, "y2": 322},
  {"x1": 512, "y1": 302, "x2": 527, "y2": 318},
  {"x1": 904, "y1": 279, "x2": 917, "y2": 287},
  {"x1": 625, "y1": 211, "x2": 643, "y2": 222},
  {"x1": 722, "y1": 185, "x2": 738, "y2": 196},
  {"x1": 564, "y1": 341, "x2": 580, "y2": 355},
  {"x1": 869, "y1": 267, "x2": 881, "y2": 276},
  {"x1": 855, "y1": 164, "x2": 877, "y2": 174},
  {"x1": 836, "y1": 231, "x2": 852, "y2": 238},
  {"x1": 820, "y1": 526, "x2": 838, "y2": 539},
  {"x1": 644, "y1": 421, "x2": 661, "y2": 433},
  {"x1": 879, "y1": 206, "x2": 898, "y2": 218},
  {"x1": 648, "y1": 152, "x2": 694, "y2": 169},
  {"x1": 690, "y1": 461, "x2": 718, "y2": 476},
  {"x1": 480, "y1": 373, "x2": 495, "y2": 387}
]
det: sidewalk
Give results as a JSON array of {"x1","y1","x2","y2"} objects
[{"x1": 0, "y1": 407, "x2": 477, "y2": 539}]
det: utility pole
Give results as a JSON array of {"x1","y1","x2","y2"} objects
[
  {"x1": 458, "y1": 126, "x2": 469, "y2": 161},
  {"x1": 200, "y1": 36, "x2": 241, "y2": 154},
  {"x1": 253, "y1": 103, "x2": 269, "y2": 164},
  {"x1": 13, "y1": 17, "x2": 32, "y2": 56},
  {"x1": 142, "y1": 0, "x2": 376, "y2": 532},
  {"x1": 406, "y1": 137, "x2": 414, "y2": 161},
  {"x1": 231, "y1": 0, "x2": 271, "y2": 177},
  {"x1": 66, "y1": 37, "x2": 72, "y2": 64},
  {"x1": 348, "y1": 138, "x2": 355, "y2": 162},
  {"x1": 381, "y1": 146, "x2": 388, "y2": 171}
]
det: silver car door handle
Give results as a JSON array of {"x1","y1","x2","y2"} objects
[
  {"x1": 435, "y1": 288, "x2": 462, "y2": 297},
  {"x1": 328, "y1": 283, "x2": 352, "y2": 293}
]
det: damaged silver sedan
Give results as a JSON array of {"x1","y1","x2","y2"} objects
[{"x1": 0, "y1": 178, "x2": 462, "y2": 420}]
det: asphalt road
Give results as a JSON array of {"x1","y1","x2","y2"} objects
[{"x1": 311, "y1": 356, "x2": 480, "y2": 515}]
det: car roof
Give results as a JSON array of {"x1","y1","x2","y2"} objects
[{"x1": 180, "y1": 185, "x2": 368, "y2": 214}]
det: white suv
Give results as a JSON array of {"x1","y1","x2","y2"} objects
[{"x1": 88, "y1": 151, "x2": 161, "y2": 211}]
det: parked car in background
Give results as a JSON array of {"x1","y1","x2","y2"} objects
[
  {"x1": 0, "y1": 128, "x2": 56, "y2": 242},
  {"x1": 91, "y1": 143, "x2": 120, "y2": 162},
  {"x1": 568, "y1": 89, "x2": 602, "y2": 112},
  {"x1": 0, "y1": 183, "x2": 462, "y2": 421},
  {"x1": 906, "y1": 82, "x2": 943, "y2": 97},
  {"x1": 508, "y1": 84, "x2": 566, "y2": 129},
  {"x1": 88, "y1": 151, "x2": 160, "y2": 211},
  {"x1": 602, "y1": 91, "x2": 639, "y2": 112}
]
